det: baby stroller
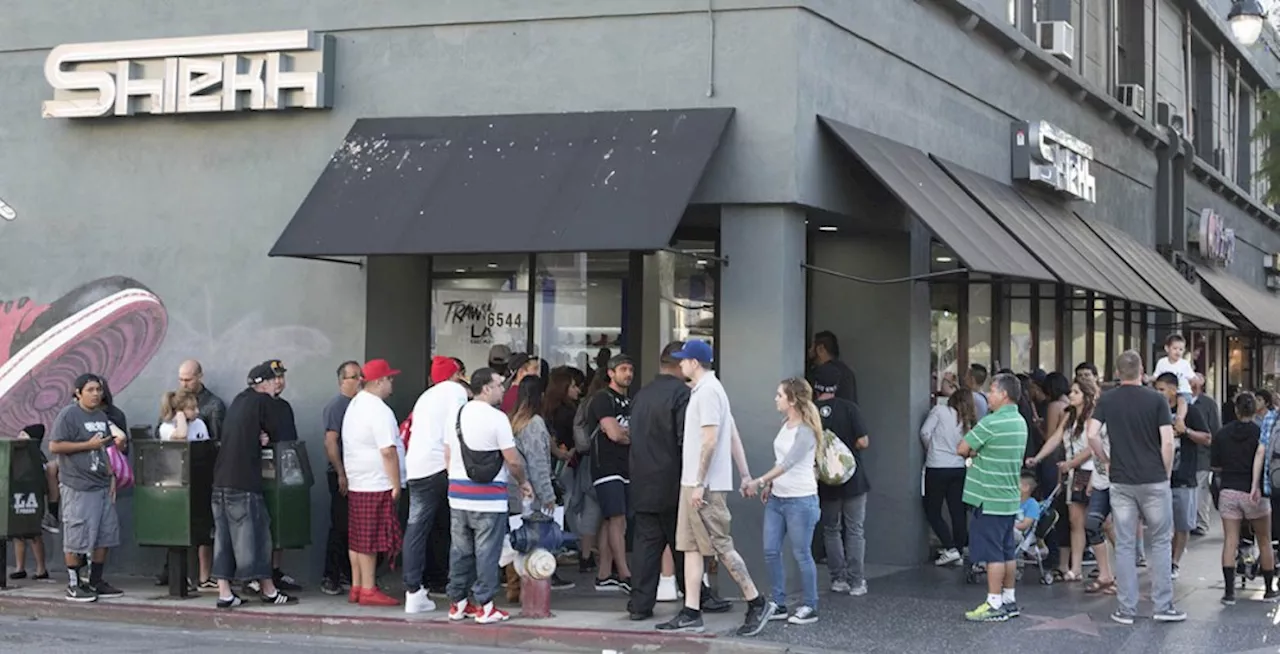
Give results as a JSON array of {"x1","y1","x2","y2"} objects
[
  {"x1": 965, "y1": 479, "x2": 1063, "y2": 586},
  {"x1": 1234, "y1": 526, "x2": 1280, "y2": 589}
]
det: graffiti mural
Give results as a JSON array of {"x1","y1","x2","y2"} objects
[{"x1": 0, "y1": 276, "x2": 167, "y2": 436}]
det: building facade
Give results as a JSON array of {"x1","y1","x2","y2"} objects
[{"x1": 4, "y1": 0, "x2": 1280, "y2": 578}]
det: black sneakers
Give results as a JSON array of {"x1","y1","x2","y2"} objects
[
  {"x1": 261, "y1": 591, "x2": 299, "y2": 605},
  {"x1": 65, "y1": 584, "x2": 97, "y2": 603},
  {"x1": 737, "y1": 598, "x2": 769, "y2": 637},
  {"x1": 273, "y1": 569, "x2": 303, "y2": 592},
  {"x1": 656, "y1": 607, "x2": 705, "y2": 633},
  {"x1": 90, "y1": 581, "x2": 124, "y2": 599},
  {"x1": 217, "y1": 594, "x2": 244, "y2": 610},
  {"x1": 549, "y1": 573, "x2": 575, "y2": 590}
]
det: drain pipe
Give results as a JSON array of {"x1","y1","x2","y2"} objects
[{"x1": 706, "y1": 0, "x2": 716, "y2": 97}]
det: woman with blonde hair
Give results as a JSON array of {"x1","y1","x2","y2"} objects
[
  {"x1": 744, "y1": 377, "x2": 822, "y2": 626},
  {"x1": 157, "y1": 389, "x2": 215, "y2": 589}
]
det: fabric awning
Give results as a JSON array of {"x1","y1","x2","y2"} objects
[
  {"x1": 935, "y1": 158, "x2": 1129, "y2": 299},
  {"x1": 1015, "y1": 192, "x2": 1175, "y2": 312},
  {"x1": 818, "y1": 117, "x2": 1053, "y2": 281},
  {"x1": 1081, "y1": 218, "x2": 1235, "y2": 328},
  {"x1": 270, "y1": 108, "x2": 734, "y2": 257},
  {"x1": 1196, "y1": 267, "x2": 1280, "y2": 335}
]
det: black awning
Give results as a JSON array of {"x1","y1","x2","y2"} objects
[
  {"x1": 1197, "y1": 268, "x2": 1280, "y2": 334},
  {"x1": 1081, "y1": 217, "x2": 1235, "y2": 328},
  {"x1": 818, "y1": 117, "x2": 1053, "y2": 281},
  {"x1": 1016, "y1": 192, "x2": 1174, "y2": 312},
  {"x1": 934, "y1": 157, "x2": 1125, "y2": 298},
  {"x1": 270, "y1": 108, "x2": 734, "y2": 257}
]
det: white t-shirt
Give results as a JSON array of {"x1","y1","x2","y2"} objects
[
  {"x1": 1091, "y1": 424, "x2": 1111, "y2": 491},
  {"x1": 406, "y1": 381, "x2": 468, "y2": 481},
  {"x1": 771, "y1": 423, "x2": 818, "y2": 498},
  {"x1": 446, "y1": 400, "x2": 516, "y2": 513},
  {"x1": 681, "y1": 372, "x2": 735, "y2": 492},
  {"x1": 341, "y1": 390, "x2": 400, "y2": 493},
  {"x1": 159, "y1": 417, "x2": 210, "y2": 442},
  {"x1": 1154, "y1": 356, "x2": 1195, "y2": 394}
]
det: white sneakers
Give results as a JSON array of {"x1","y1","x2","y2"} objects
[
  {"x1": 934, "y1": 549, "x2": 961, "y2": 566},
  {"x1": 405, "y1": 588, "x2": 436, "y2": 614},
  {"x1": 657, "y1": 575, "x2": 679, "y2": 602}
]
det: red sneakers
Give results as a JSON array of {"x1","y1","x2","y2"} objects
[
  {"x1": 348, "y1": 587, "x2": 360, "y2": 604},
  {"x1": 448, "y1": 599, "x2": 481, "y2": 621},
  {"x1": 358, "y1": 588, "x2": 400, "y2": 606},
  {"x1": 473, "y1": 601, "x2": 510, "y2": 624}
]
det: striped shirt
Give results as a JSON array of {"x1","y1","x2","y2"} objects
[{"x1": 961, "y1": 404, "x2": 1028, "y2": 515}]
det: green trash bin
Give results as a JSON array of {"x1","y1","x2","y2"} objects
[
  {"x1": 262, "y1": 442, "x2": 313, "y2": 550},
  {"x1": 133, "y1": 439, "x2": 217, "y2": 548},
  {"x1": 0, "y1": 439, "x2": 47, "y2": 540}
]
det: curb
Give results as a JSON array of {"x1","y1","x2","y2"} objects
[{"x1": 0, "y1": 595, "x2": 807, "y2": 654}]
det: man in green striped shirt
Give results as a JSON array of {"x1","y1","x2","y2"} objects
[{"x1": 956, "y1": 373, "x2": 1028, "y2": 623}]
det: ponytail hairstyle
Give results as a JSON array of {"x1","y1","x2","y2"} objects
[
  {"x1": 160, "y1": 389, "x2": 198, "y2": 423},
  {"x1": 780, "y1": 377, "x2": 824, "y2": 445}
]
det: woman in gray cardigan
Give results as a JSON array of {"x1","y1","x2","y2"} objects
[{"x1": 505, "y1": 376, "x2": 570, "y2": 599}]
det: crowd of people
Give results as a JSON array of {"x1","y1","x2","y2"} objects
[
  {"x1": 5, "y1": 332, "x2": 874, "y2": 638},
  {"x1": 927, "y1": 333, "x2": 1280, "y2": 625},
  {"x1": 18, "y1": 327, "x2": 1273, "y2": 629}
]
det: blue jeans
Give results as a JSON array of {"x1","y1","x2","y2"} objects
[
  {"x1": 402, "y1": 471, "x2": 448, "y2": 592},
  {"x1": 1112, "y1": 482, "x2": 1175, "y2": 614},
  {"x1": 211, "y1": 487, "x2": 272, "y2": 582},
  {"x1": 447, "y1": 509, "x2": 508, "y2": 606},
  {"x1": 764, "y1": 494, "x2": 821, "y2": 610}
]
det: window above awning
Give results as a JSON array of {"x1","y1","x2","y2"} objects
[
  {"x1": 269, "y1": 108, "x2": 734, "y2": 258},
  {"x1": 1196, "y1": 267, "x2": 1280, "y2": 335},
  {"x1": 818, "y1": 116, "x2": 1053, "y2": 282}
]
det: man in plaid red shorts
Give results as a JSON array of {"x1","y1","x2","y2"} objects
[{"x1": 341, "y1": 359, "x2": 404, "y2": 606}]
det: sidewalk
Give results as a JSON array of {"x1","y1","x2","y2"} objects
[{"x1": 0, "y1": 528, "x2": 1273, "y2": 653}]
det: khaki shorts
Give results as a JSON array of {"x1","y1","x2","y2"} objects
[{"x1": 676, "y1": 487, "x2": 736, "y2": 556}]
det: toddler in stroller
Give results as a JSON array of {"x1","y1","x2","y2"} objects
[{"x1": 966, "y1": 472, "x2": 1062, "y2": 586}]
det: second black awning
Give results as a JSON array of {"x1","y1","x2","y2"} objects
[
  {"x1": 1196, "y1": 267, "x2": 1280, "y2": 335},
  {"x1": 270, "y1": 108, "x2": 734, "y2": 257}
]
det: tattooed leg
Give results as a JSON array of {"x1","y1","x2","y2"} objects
[{"x1": 718, "y1": 551, "x2": 759, "y2": 601}]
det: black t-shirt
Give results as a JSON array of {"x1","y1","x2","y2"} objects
[
  {"x1": 587, "y1": 387, "x2": 632, "y2": 482},
  {"x1": 1171, "y1": 403, "x2": 1210, "y2": 488},
  {"x1": 1211, "y1": 420, "x2": 1262, "y2": 493},
  {"x1": 213, "y1": 388, "x2": 274, "y2": 493},
  {"x1": 1093, "y1": 384, "x2": 1172, "y2": 485},
  {"x1": 816, "y1": 398, "x2": 870, "y2": 499},
  {"x1": 269, "y1": 397, "x2": 298, "y2": 443},
  {"x1": 628, "y1": 375, "x2": 689, "y2": 513},
  {"x1": 548, "y1": 403, "x2": 577, "y2": 452},
  {"x1": 322, "y1": 394, "x2": 353, "y2": 474}
]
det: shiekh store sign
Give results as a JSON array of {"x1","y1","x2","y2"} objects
[
  {"x1": 42, "y1": 30, "x2": 334, "y2": 118},
  {"x1": 1011, "y1": 120, "x2": 1097, "y2": 204}
]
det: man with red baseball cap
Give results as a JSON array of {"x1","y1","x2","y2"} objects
[
  {"x1": 400, "y1": 355, "x2": 468, "y2": 613},
  {"x1": 341, "y1": 359, "x2": 404, "y2": 606}
]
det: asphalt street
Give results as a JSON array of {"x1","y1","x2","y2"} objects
[{"x1": 0, "y1": 615, "x2": 542, "y2": 653}]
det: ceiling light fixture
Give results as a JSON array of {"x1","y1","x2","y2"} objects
[
  {"x1": 819, "y1": 225, "x2": 838, "y2": 232},
  {"x1": 934, "y1": 256, "x2": 954, "y2": 263},
  {"x1": 486, "y1": 262, "x2": 498, "y2": 269}
]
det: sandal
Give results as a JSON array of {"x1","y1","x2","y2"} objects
[
  {"x1": 1063, "y1": 571, "x2": 1083, "y2": 582},
  {"x1": 1085, "y1": 579, "x2": 1116, "y2": 594}
]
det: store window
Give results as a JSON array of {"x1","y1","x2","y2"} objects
[
  {"x1": 1112, "y1": 301, "x2": 1126, "y2": 366},
  {"x1": 1093, "y1": 298, "x2": 1108, "y2": 377},
  {"x1": 1229, "y1": 334, "x2": 1254, "y2": 391},
  {"x1": 1006, "y1": 283, "x2": 1032, "y2": 374},
  {"x1": 1263, "y1": 341, "x2": 1280, "y2": 392},
  {"x1": 656, "y1": 240, "x2": 717, "y2": 348},
  {"x1": 1067, "y1": 290, "x2": 1088, "y2": 369},
  {"x1": 931, "y1": 284, "x2": 961, "y2": 391},
  {"x1": 534, "y1": 252, "x2": 629, "y2": 372},
  {"x1": 1037, "y1": 284, "x2": 1057, "y2": 371},
  {"x1": 431, "y1": 254, "x2": 531, "y2": 374},
  {"x1": 968, "y1": 282, "x2": 993, "y2": 372}
]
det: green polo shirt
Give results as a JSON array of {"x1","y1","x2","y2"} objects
[{"x1": 961, "y1": 403, "x2": 1028, "y2": 515}]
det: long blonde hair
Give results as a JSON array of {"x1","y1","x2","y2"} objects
[
  {"x1": 160, "y1": 389, "x2": 197, "y2": 423},
  {"x1": 780, "y1": 377, "x2": 823, "y2": 444}
]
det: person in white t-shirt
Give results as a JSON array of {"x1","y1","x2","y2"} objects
[
  {"x1": 658, "y1": 340, "x2": 769, "y2": 638},
  {"x1": 444, "y1": 368, "x2": 531, "y2": 625},
  {"x1": 402, "y1": 356, "x2": 467, "y2": 614},
  {"x1": 341, "y1": 359, "x2": 404, "y2": 607},
  {"x1": 157, "y1": 389, "x2": 214, "y2": 587},
  {"x1": 1153, "y1": 333, "x2": 1194, "y2": 430}
]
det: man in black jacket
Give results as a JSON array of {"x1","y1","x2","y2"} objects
[{"x1": 626, "y1": 342, "x2": 730, "y2": 621}]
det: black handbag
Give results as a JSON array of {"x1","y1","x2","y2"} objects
[{"x1": 456, "y1": 406, "x2": 504, "y2": 484}]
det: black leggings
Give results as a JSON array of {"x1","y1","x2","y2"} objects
[{"x1": 923, "y1": 467, "x2": 968, "y2": 550}]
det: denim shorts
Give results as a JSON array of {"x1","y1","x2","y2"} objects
[
  {"x1": 211, "y1": 487, "x2": 272, "y2": 582},
  {"x1": 967, "y1": 505, "x2": 1016, "y2": 564}
]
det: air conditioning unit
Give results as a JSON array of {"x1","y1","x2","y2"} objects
[
  {"x1": 1037, "y1": 21, "x2": 1075, "y2": 63},
  {"x1": 1268, "y1": 275, "x2": 1280, "y2": 291},
  {"x1": 1116, "y1": 84, "x2": 1146, "y2": 117}
]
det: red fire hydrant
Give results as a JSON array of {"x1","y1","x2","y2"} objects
[{"x1": 516, "y1": 549, "x2": 556, "y2": 618}]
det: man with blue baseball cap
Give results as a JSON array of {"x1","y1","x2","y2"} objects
[{"x1": 657, "y1": 340, "x2": 768, "y2": 637}]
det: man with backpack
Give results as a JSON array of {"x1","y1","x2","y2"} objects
[
  {"x1": 812, "y1": 363, "x2": 871, "y2": 596},
  {"x1": 444, "y1": 368, "x2": 532, "y2": 624}
]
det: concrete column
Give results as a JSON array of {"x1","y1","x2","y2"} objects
[
  {"x1": 808, "y1": 221, "x2": 933, "y2": 567},
  {"x1": 717, "y1": 205, "x2": 808, "y2": 572},
  {"x1": 365, "y1": 255, "x2": 430, "y2": 419}
]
